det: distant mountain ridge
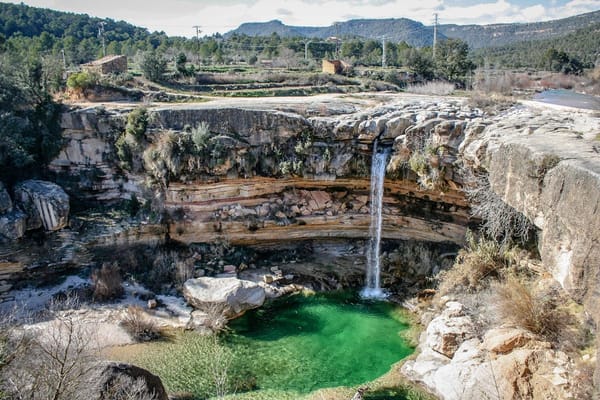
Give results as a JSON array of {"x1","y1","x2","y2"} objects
[
  {"x1": 226, "y1": 10, "x2": 600, "y2": 49},
  {"x1": 439, "y1": 10, "x2": 600, "y2": 48},
  {"x1": 226, "y1": 18, "x2": 441, "y2": 47}
]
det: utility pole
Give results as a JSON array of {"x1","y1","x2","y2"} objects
[
  {"x1": 304, "y1": 40, "x2": 312, "y2": 60},
  {"x1": 193, "y1": 25, "x2": 202, "y2": 63},
  {"x1": 334, "y1": 22, "x2": 340, "y2": 58},
  {"x1": 432, "y1": 13, "x2": 438, "y2": 60},
  {"x1": 382, "y1": 36, "x2": 386, "y2": 68},
  {"x1": 60, "y1": 49, "x2": 66, "y2": 69},
  {"x1": 193, "y1": 25, "x2": 202, "y2": 42},
  {"x1": 98, "y1": 21, "x2": 106, "y2": 57}
]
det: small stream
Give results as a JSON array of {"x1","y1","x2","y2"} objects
[{"x1": 533, "y1": 89, "x2": 600, "y2": 110}]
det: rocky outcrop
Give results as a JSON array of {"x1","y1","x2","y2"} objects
[
  {"x1": 94, "y1": 362, "x2": 168, "y2": 400},
  {"x1": 0, "y1": 208, "x2": 27, "y2": 240},
  {"x1": 423, "y1": 301, "x2": 475, "y2": 358},
  {"x1": 183, "y1": 276, "x2": 266, "y2": 319},
  {"x1": 460, "y1": 104, "x2": 600, "y2": 391},
  {"x1": 0, "y1": 182, "x2": 12, "y2": 213},
  {"x1": 0, "y1": 180, "x2": 70, "y2": 240},
  {"x1": 403, "y1": 301, "x2": 575, "y2": 400},
  {"x1": 13, "y1": 180, "x2": 70, "y2": 231}
]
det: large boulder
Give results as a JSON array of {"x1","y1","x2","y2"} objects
[
  {"x1": 183, "y1": 276, "x2": 266, "y2": 319},
  {"x1": 94, "y1": 362, "x2": 168, "y2": 400},
  {"x1": 0, "y1": 209, "x2": 27, "y2": 240},
  {"x1": 424, "y1": 301, "x2": 475, "y2": 358},
  {"x1": 13, "y1": 180, "x2": 69, "y2": 231}
]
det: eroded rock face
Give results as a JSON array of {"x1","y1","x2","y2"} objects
[
  {"x1": 0, "y1": 182, "x2": 12, "y2": 213},
  {"x1": 424, "y1": 301, "x2": 475, "y2": 358},
  {"x1": 402, "y1": 302, "x2": 575, "y2": 400},
  {"x1": 183, "y1": 276, "x2": 266, "y2": 319},
  {"x1": 0, "y1": 208, "x2": 27, "y2": 240},
  {"x1": 14, "y1": 180, "x2": 70, "y2": 231}
]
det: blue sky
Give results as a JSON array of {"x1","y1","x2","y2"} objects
[{"x1": 7, "y1": 0, "x2": 600, "y2": 36}]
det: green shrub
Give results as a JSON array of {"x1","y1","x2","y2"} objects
[
  {"x1": 191, "y1": 121, "x2": 211, "y2": 152},
  {"x1": 141, "y1": 51, "x2": 167, "y2": 82},
  {"x1": 125, "y1": 107, "x2": 148, "y2": 139},
  {"x1": 438, "y1": 232, "x2": 513, "y2": 295},
  {"x1": 66, "y1": 70, "x2": 98, "y2": 90},
  {"x1": 116, "y1": 107, "x2": 148, "y2": 171}
]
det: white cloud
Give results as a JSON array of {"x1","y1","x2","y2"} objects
[{"x1": 6, "y1": 0, "x2": 600, "y2": 36}]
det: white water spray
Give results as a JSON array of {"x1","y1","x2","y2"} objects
[{"x1": 361, "y1": 141, "x2": 390, "y2": 299}]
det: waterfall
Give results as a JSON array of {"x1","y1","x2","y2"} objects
[{"x1": 361, "y1": 141, "x2": 390, "y2": 299}]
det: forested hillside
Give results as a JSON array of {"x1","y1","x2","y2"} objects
[
  {"x1": 439, "y1": 9, "x2": 600, "y2": 49},
  {"x1": 471, "y1": 22, "x2": 600, "y2": 69},
  {"x1": 0, "y1": 2, "x2": 173, "y2": 64},
  {"x1": 226, "y1": 10, "x2": 600, "y2": 49}
]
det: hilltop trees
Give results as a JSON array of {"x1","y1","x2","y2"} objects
[
  {"x1": 141, "y1": 51, "x2": 167, "y2": 82},
  {"x1": 543, "y1": 48, "x2": 584, "y2": 75},
  {"x1": 0, "y1": 54, "x2": 62, "y2": 184},
  {"x1": 434, "y1": 38, "x2": 475, "y2": 85}
]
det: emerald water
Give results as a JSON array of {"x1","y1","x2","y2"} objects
[
  {"x1": 229, "y1": 292, "x2": 413, "y2": 392},
  {"x1": 130, "y1": 293, "x2": 414, "y2": 399}
]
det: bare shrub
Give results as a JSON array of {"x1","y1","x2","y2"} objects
[
  {"x1": 203, "y1": 304, "x2": 229, "y2": 333},
  {"x1": 468, "y1": 92, "x2": 516, "y2": 116},
  {"x1": 149, "y1": 251, "x2": 195, "y2": 291},
  {"x1": 92, "y1": 262, "x2": 124, "y2": 301},
  {"x1": 539, "y1": 73, "x2": 577, "y2": 90},
  {"x1": 462, "y1": 169, "x2": 534, "y2": 246},
  {"x1": 406, "y1": 81, "x2": 454, "y2": 95},
  {"x1": 494, "y1": 276, "x2": 572, "y2": 342},
  {"x1": 205, "y1": 335, "x2": 233, "y2": 398},
  {"x1": 2, "y1": 296, "x2": 100, "y2": 400},
  {"x1": 99, "y1": 373, "x2": 160, "y2": 400},
  {"x1": 438, "y1": 232, "x2": 512, "y2": 295},
  {"x1": 121, "y1": 306, "x2": 162, "y2": 342}
]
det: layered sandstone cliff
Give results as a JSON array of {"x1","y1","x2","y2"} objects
[{"x1": 2, "y1": 93, "x2": 599, "y2": 397}]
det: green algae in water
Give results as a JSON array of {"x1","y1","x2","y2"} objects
[
  {"x1": 132, "y1": 292, "x2": 414, "y2": 398},
  {"x1": 229, "y1": 292, "x2": 414, "y2": 393}
]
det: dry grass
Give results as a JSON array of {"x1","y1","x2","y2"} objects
[
  {"x1": 494, "y1": 276, "x2": 572, "y2": 342},
  {"x1": 91, "y1": 263, "x2": 124, "y2": 301},
  {"x1": 467, "y1": 92, "x2": 516, "y2": 116},
  {"x1": 121, "y1": 306, "x2": 163, "y2": 342},
  {"x1": 474, "y1": 70, "x2": 533, "y2": 95},
  {"x1": 202, "y1": 303, "x2": 229, "y2": 333},
  {"x1": 406, "y1": 81, "x2": 454, "y2": 96},
  {"x1": 438, "y1": 233, "x2": 513, "y2": 295}
]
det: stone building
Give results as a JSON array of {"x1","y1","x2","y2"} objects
[
  {"x1": 322, "y1": 59, "x2": 351, "y2": 75},
  {"x1": 82, "y1": 55, "x2": 127, "y2": 75}
]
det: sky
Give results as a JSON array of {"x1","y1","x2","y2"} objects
[{"x1": 6, "y1": 0, "x2": 600, "y2": 37}]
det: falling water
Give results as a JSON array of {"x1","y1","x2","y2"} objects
[{"x1": 361, "y1": 141, "x2": 390, "y2": 299}]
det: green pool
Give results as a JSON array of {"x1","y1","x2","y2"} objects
[
  {"x1": 228, "y1": 292, "x2": 414, "y2": 393},
  {"x1": 132, "y1": 292, "x2": 415, "y2": 399}
]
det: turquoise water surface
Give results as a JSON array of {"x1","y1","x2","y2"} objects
[{"x1": 227, "y1": 292, "x2": 415, "y2": 393}]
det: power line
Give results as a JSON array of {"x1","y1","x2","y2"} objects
[
  {"x1": 382, "y1": 35, "x2": 386, "y2": 68},
  {"x1": 192, "y1": 25, "x2": 202, "y2": 41},
  {"x1": 98, "y1": 21, "x2": 107, "y2": 56},
  {"x1": 433, "y1": 13, "x2": 439, "y2": 59}
]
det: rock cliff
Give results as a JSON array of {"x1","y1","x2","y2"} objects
[{"x1": 2, "y1": 93, "x2": 599, "y2": 397}]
